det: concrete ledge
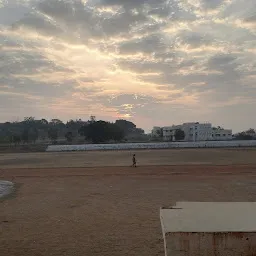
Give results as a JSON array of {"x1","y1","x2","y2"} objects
[
  {"x1": 46, "y1": 140, "x2": 256, "y2": 152},
  {"x1": 0, "y1": 180, "x2": 14, "y2": 198},
  {"x1": 160, "y1": 202, "x2": 256, "y2": 256}
]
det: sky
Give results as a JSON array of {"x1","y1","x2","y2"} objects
[{"x1": 0, "y1": 0, "x2": 255, "y2": 132}]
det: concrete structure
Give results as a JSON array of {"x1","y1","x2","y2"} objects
[
  {"x1": 153, "y1": 122, "x2": 232, "y2": 142},
  {"x1": 46, "y1": 140, "x2": 256, "y2": 152},
  {"x1": 160, "y1": 202, "x2": 256, "y2": 256},
  {"x1": 162, "y1": 125, "x2": 181, "y2": 141},
  {"x1": 182, "y1": 122, "x2": 212, "y2": 142},
  {"x1": 212, "y1": 128, "x2": 232, "y2": 141},
  {"x1": 0, "y1": 180, "x2": 14, "y2": 198}
]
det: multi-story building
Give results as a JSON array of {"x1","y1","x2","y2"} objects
[
  {"x1": 152, "y1": 122, "x2": 232, "y2": 142},
  {"x1": 162, "y1": 125, "x2": 181, "y2": 141},
  {"x1": 212, "y1": 128, "x2": 232, "y2": 141},
  {"x1": 182, "y1": 122, "x2": 213, "y2": 142}
]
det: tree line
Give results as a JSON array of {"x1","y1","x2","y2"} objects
[{"x1": 0, "y1": 117, "x2": 145, "y2": 145}]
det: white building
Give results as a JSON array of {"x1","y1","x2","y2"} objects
[
  {"x1": 152, "y1": 122, "x2": 232, "y2": 142},
  {"x1": 162, "y1": 125, "x2": 181, "y2": 141},
  {"x1": 182, "y1": 122, "x2": 213, "y2": 142},
  {"x1": 212, "y1": 128, "x2": 232, "y2": 141}
]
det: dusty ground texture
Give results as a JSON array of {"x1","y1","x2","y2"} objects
[
  {"x1": 1, "y1": 148, "x2": 256, "y2": 168},
  {"x1": 0, "y1": 149, "x2": 256, "y2": 256}
]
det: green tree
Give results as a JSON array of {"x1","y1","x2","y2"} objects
[
  {"x1": 21, "y1": 128, "x2": 38, "y2": 144},
  {"x1": 235, "y1": 132, "x2": 253, "y2": 140},
  {"x1": 9, "y1": 134, "x2": 21, "y2": 146},
  {"x1": 48, "y1": 128, "x2": 58, "y2": 144},
  {"x1": 13, "y1": 135, "x2": 21, "y2": 145},
  {"x1": 21, "y1": 129, "x2": 29, "y2": 144},
  {"x1": 24, "y1": 117, "x2": 35, "y2": 123},
  {"x1": 175, "y1": 129, "x2": 185, "y2": 141},
  {"x1": 115, "y1": 119, "x2": 136, "y2": 135},
  {"x1": 80, "y1": 121, "x2": 125, "y2": 143},
  {"x1": 30, "y1": 128, "x2": 39, "y2": 143},
  {"x1": 49, "y1": 119, "x2": 65, "y2": 128},
  {"x1": 108, "y1": 123, "x2": 125, "y2": 142},
  {"x1": 156, "y1": 128, "x2": 163, "y2": 138},
  {"x1": 246, "y1": 128, "x2": 255, "y2": 134},
  {"x1": 65, "y1": 131, "x2": 73, "y2": 143}
]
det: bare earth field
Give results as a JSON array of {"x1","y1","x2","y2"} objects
[
  {"x1": 1, "y1": 148, "x2": 256, "y2": 168},
  {"x1": 1, "y1": 148, "x2": 256, "y2": 256}
]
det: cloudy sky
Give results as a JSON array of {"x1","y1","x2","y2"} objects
[{"x1": 0, "y1": 0, "x2": 255, "y2": 132}]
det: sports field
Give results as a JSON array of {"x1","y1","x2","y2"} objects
[{"x1": 1, "y1": 148, "x2": 256, "y2": 256}]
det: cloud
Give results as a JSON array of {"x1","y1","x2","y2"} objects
[{"x1": 0, "y1": 0, "x2": 256, "y2": 131}]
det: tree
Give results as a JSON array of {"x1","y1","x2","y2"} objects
[
  {"x1": 235, "y1": 132, "x2": 253, "y2": 140},
  {"x1": 175, "y1": 129, "x2": 185, "y2": 141},
  {"x1": 50, "y1": 119, "x2": 64, "y2": 127},
  {"x1": 48, "y1": 128, "x2": 58, "y2": 144},
  {"x1": 246, "y1": 128, "x2": 255, "y2": 135},
  {"x1": 89, "y1": 115, "x2": 96, "y2": 123},
  {"x1": 24, "y1": 117, "x2": 35, "y2": 123},
  {"x1": 80, "y1": 121, "x2": 125, "y2": 143},
  {"x1": 108, "y1": 123, "x2": 125, "y2": 142},
  {"x1": 13, "y1": 135, "x2": 21, "y2": 146},
  {"x1": 115, "y1": 119, "x2": 136, "y2": 135},
  {"x1": 30, "y1": 128, "x2": 39, "y2": 143},
  {"x1": 21, "y1": 129, "x2": 29, "y2": 144},
  {"x1": 21, "y1": 128, "x2": 38, "y2": 144},
  {"x1": 40, "y1": 119, "x2": 48, "y2": 125},
  {"x1": 9, "y1": 134, "x2": 21, "y2": 146},
  {"x1": 65, "y1": 131, "x2": 73, "y2": 143},
  {"x1": 156, "y1": 128, "x2": 163, "y2": 138},
  {"x1": 86, "y1": 121, "x2": 109, "y2": 143}
]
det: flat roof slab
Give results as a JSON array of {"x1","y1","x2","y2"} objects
[{"x1": 160, "y1": 202, "x2": 256, "y2": 233}]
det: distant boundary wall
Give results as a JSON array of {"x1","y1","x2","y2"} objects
[{"x1": 46, "y1": 140, "x2": 256, "y2": 152}]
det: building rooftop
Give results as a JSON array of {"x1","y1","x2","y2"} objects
[{"x1": 160, "y1": 202, "x2": 256, "y2": 233}]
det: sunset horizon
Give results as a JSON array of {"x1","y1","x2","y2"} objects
[{"x1": 1, "y1": 0, "x2": 255, "y2": 132}]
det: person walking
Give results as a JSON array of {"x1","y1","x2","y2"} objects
[{"x1": 132, "y1": 154, "x2": 137, "y2": 167}]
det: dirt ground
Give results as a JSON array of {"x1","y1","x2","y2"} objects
[
  {"x1": 1, "y1": 148, "x2": 256, "y2": 168},
  {"x1": 1, "y1": 149, "x2": 256, "y2": 256}
]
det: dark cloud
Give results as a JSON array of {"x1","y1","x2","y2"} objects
[
  {"x1": 180, "y1": 32, "x2": 212, "y2": 48},
  {"x1": 99, "y1": 0, "x2": 167, "y2": 9},
  {"x1": 244, "y1": 15, "x2": 256, "y2": 24},
  {"x1": 119, "y1": 33, "x2": 167, "y2": 54},
  {"x1": 200, "y1": 0, "x2": 224, "y2": 10},
  {"x1": 100, "y1": 11, "x2": 147, "y2": 36},
  {"x1": 207, "y1": 54, "x2": 237, "y2": 69},
  {"x1": 0, "y1": 76, "x2": 75, "y2": 98},
  {"x1": 12, "y1": 11, "x2": 63, "y2": 36}
]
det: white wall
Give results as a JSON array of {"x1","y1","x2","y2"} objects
[
  {"x1": 46, "y1": 140, "x2": 256, "y2": 152},
  {"x1": 212, "y1": 129, "x2": 232, "y2": 141}
]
